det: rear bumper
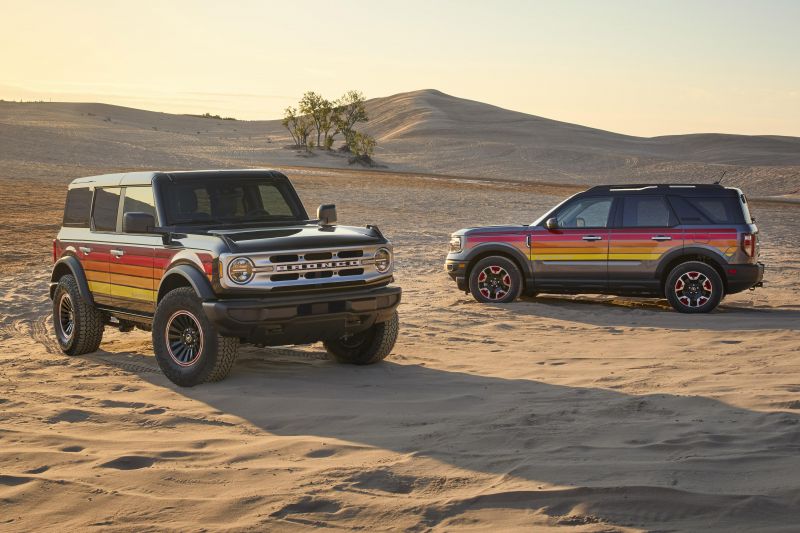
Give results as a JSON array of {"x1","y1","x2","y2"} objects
[
  {"x1": 726, "y1": 262, "x2": 764, "y2": 294},
  {"x1": 202, "y1": 286, "x2": 401, "y2": 345}
]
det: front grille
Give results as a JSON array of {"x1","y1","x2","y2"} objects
[{"x1": 220, "y1": 245, "x2": 391, "y2": 291}]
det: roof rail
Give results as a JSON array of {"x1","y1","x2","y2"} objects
[
  {"x1": 586, "y1": 183, "x2": 725, "y2": 193},
  {"x1": 608, "y1": 185, "x2": 658, "y2": 191}
]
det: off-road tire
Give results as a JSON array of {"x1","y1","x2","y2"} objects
[
  {"x1": 152, "y1": 287, "x2": 239, "y2": 386},
  {"x1": 469, "y1": 255, "x2": 523, "y2": 304},
  {"x1": 665, "y1": 261, "x2": 724, "y2": 314},
  {"x1": 53, "y1": 274, "x2": 104, "y2": 355},
  {"x1": 324, "y1": 311, "x2": 399, "y2": 365}
]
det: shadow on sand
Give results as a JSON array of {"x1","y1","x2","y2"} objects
[
  {"x1": 507, "y1": 294, "x2": 800, "y2": 331},
  {"x1": 89, "y1": 342, "x2": 800, "y2": 531}
]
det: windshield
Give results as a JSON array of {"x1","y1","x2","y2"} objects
[
  {"x1": 532, "y1": 193, "x2": 578, "y2": 226},
  {"x1": 160, "y1": 177, "x2": 306, "y2": 226}
]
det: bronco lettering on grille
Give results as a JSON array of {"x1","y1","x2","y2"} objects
[{"x1": 275, "y1": 259, "x2": 362, "y2": 272}]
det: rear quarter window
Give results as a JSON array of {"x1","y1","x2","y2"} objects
[
  {"x1": 63, "y1": 187, "x2": 92, "y2": 227},
  {"x1": 668, "y1": 196, "x2": 744, "y2": 225}
]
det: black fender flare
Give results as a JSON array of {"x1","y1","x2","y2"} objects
[
  {"x1": 50, "y1": 256, "x2": 94, "y2": 304},
  {"x1": 157, "y1": 264, "x2": 217, "y2": 303},
  {"x1": 463, "y1": 242, "x2": 533, "y2": 279},
  {"x1": 655, "y1": 245, "x2": 730, "y2": 281}
]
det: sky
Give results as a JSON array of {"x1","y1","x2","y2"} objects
[{"x1": 1, "y1": 0, "x2": 798, "y2": 137}]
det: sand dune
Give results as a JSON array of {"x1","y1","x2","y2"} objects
[
  {"x1": 1, "y1": 89, "x2": 799, "y2": 530},
  {"x1": 1, "y1": 169, "x2": 799, "y2": 531},
  {"x1": 2, "y1": 90, "x2": 799, "y2": 195}
]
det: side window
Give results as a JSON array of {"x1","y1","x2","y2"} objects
[
  {"x1": 123, "y1": 186, "x2": 157, "y2": 221},
  {"x1": 556, "y1": 197, "x2": 613, "y2": 228},
  {"x1": 687, "y1": 197, "x2": 743, "y2": 224},
  {"x1": 63, "y1": 188, "x2": 92, "y2": 227},
  {"x1": 668, "y1": 196, "x2": 743, "y2": 224},
  {"x1": 92, "y1": 187, "x2": 122, "y2": 232},
  {"x1": 622, "y1": 195, "x2": 676, "y2": 227}
]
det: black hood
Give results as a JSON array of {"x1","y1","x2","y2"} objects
[{"x1": 209, "y1": 224, "x2": 386, "y2": 253}]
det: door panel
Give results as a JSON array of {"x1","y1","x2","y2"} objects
[
  {"x1": 531, "y1": 196, "x2": 614, "y2": 292},
  {"x1": 531, "y1": 229, "x2": 609, "y2": 290},
  {"x1": 109, "y1": 240, "x2": 159, "y2": 314},
  {"x1": 607, "y1": 229, "x2": 684, "y2": 292},
  {"x1": 607, "y1": 195, "x2": 684, "y2": 293},
  {"x1": 78, "y1": 240, "x2": 114, "y2": 307},
  {"x1": 109, "y1": 187, "x2": 161, "y2": 314},
  {"x1": 86, "y1": 186, "x2": 122, "y2": 307}
]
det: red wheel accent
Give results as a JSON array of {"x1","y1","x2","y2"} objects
[
  {"x1": 476, "y1": 265, "x2": 513, "y2": 301},
  {"x1": 674, "y1": 271, "x2": 713, "y2": 308}
]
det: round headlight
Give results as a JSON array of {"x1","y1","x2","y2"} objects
[
  {"x1": 228, "y1": 257, "x2": 255, "y2": 284},
  {"x1": 374, "y1": 248, "x2": 392, "y2": 273}
]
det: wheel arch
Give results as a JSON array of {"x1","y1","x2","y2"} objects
[
  {"x1": 50, "y1": 255, "x2": 94, "y2": 304},
  {"x1": 157, "y1": 264, "x2": 216, "y2": 303},
  {"x1": 464, "y1": 244, "x2": 530, "y2": 292},
  {"x1": 657, "y1": 246, "x2": 729, "y2": 294}
]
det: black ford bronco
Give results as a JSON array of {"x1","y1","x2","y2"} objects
[{"x1": 51, "y1": 169, "x2": 401, "y2": 386}]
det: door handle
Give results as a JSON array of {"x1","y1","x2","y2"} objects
[
  {"x1": 110, "y1": 249, "x2": 125, "y2": 258},
  {"x1": 582, "y1": 235, "x2": 602, "y2": 241},
  {"x1": 651, "y1": 236, "x2": 672, "y2": 241},
  {"x1": 79, "y1": 246, "x2": 92, "y2": 255}
]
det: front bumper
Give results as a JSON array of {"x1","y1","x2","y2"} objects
[
  {"x1": 725, "y1": 262, "x2": 765, "y2": 294},
  {"x1": 445, "y1": 259, "x2": 469, "y2": 291},
  {"x1": 203, "y1": 286, "x2": 401, "y2": 345}
]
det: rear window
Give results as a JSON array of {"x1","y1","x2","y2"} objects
[
  {"x1": 63, "y1": 187, "x2": 92, "y2": 227},
  {"x1": 622, "y1": 196, "x2": 676, "y2": 227},
  {"x1": 667, "y1": 196, "x2": 744, "y2": 225},
  {"x1": 92, "y1": 187, "x2": 122, "y2": 232}
]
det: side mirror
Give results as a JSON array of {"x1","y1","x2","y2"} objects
[
  {"x1": 123, "y1": 212, "x2": 156, "y2": 234},
  {"x1": 317, "y1": 204, "x2": 337, "y2": 226},
  {"x1": 545, "y1": 217, "x2": 558, "y2": 230}
]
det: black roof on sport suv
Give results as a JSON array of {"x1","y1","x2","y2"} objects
[{"x1": 582, "y1": 184, "x2": 739, "y2": 197}]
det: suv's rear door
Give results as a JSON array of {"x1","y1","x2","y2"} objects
[
  {"x1": 108, "y1": 186, "x2": 160, "y2": 314},
  {"x1": 86, "y1": 187, "x2": 122, "y2": 308},
  {"x1": 608, "y1": 194, "x2": 683, "y2": 293},
  {"x1": 532, "y1": 195, "x2": 614, "y2": 292}
]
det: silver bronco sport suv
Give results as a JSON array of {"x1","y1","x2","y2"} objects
[
  {"x1": 445, "y1": 184, "x2": 763, "y2": 313},
  {"x1": 51, "y1": 169, "x2": 401, "y2": 386}
]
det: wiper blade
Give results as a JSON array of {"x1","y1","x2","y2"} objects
[{"x1": 171, "y1": 218, "x2": 227, "y2": 225}]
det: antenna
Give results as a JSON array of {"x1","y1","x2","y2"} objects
[{"x1": 713, "y1": 170, "x2": 727, "y2": 185}]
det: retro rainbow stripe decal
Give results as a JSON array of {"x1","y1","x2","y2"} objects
[
  {"x1": 80, "y1": 246, "x2": 214, "y2": 307},
  {"x1": 530, "y1": 230, "x2": 608, "y2": 261},
  {"x1": 465, "y1": 228, "x2": 739, "y2": 263}
]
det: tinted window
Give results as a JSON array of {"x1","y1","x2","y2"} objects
[
  {"x1": 63, "y1": 187, "x2": 92, "y2": 227},
  {"x1": 161, "y1": 178, "x2": 302, "y2": 225},
  {"x1": 92, "y1": 187, "x2": 122, "y2": 231},
  {"x1": 668, "y1": 196, "x2": 743, "y2": 225},
  {"x1": 123, "y1": 186, "x2": 157, "y2": 221},
  {"x1": 556, "y1": 197, "x2": 613, "y2": 228},
  {"x1": 258, "y1": 184, "x2": 295, "y2": 217},
  {"x1": 622, "y1": 195, "x2": 675, "y2": 227}
]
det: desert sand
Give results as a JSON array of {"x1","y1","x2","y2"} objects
[{"x1": 1, "y1": 94, "x2": 800, "y2": 531}]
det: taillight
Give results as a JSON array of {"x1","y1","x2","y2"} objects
[
  {"x1": 52, "y1": 239, "x2": 58, "y2": 262},
  {"x1": 741, "y1": 233, "x2": 755, "y2": 257}
]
